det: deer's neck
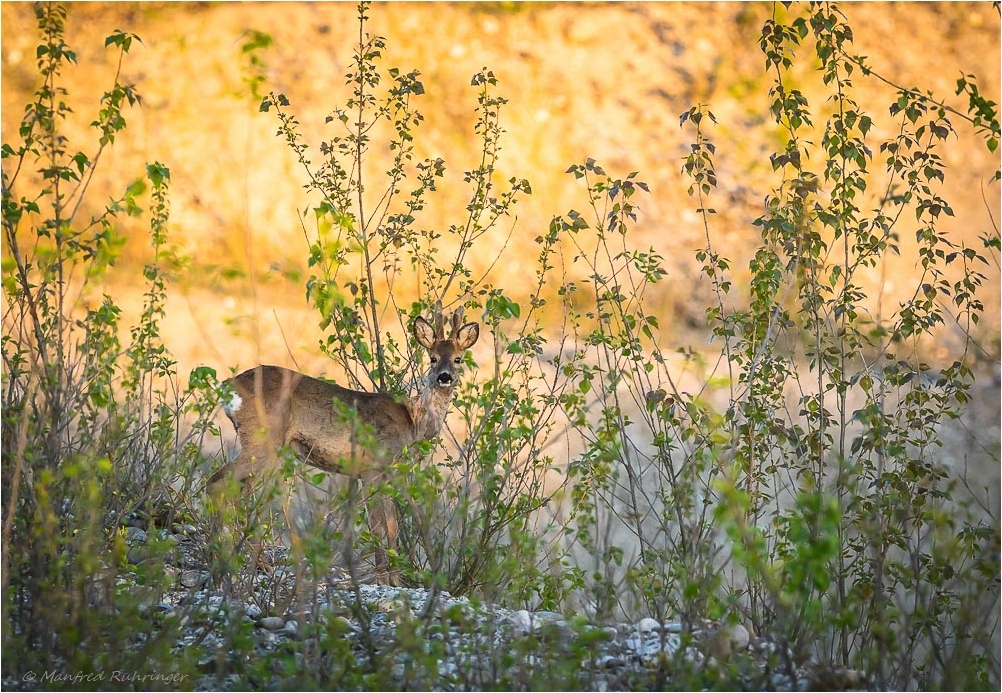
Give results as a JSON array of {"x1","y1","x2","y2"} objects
[{"x1": 407, "y1": 386, "x2": 454, "y2": 442}]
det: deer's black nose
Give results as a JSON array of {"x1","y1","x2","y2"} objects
[{"x1": 436, "y1": 372, "x2": 454, "y2": 386}]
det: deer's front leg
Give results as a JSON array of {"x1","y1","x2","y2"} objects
[{"x1": 363, "y1": 469, "x2": 400, "y2": 587}]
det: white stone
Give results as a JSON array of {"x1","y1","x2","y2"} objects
[
  {"x1": 637, "y1": 617, "x2": 661, "y2": 635},
  {"x1": 726, "y1": 623, "x2": 751, "y2": 652},
  {"x1": 509, "y1": 609, "x2": 532, "y2": 634}
]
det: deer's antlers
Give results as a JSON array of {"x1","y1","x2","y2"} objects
[
  {"x1": 426, "y1": 300, "x2": 467, "y2": 341},
  {"x1": 449, "y1": 306, "x2": 466, "y2": 340}
]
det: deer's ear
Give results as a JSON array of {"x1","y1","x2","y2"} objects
[
  {"x1": 413, "y1": 316, "x2": 437, "y2": 349},
  {"x1": 456, "y1": 323, "x2": 480, "y2": 350}
]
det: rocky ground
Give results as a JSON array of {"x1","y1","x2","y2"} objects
[
  {"x1": 165, "y1": 575, "x2": 870, "y2": 692},
  {"x1": 3, "y1": 512, "x2": 872, "y2": 692}
]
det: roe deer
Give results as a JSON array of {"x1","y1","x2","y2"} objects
[{"x1": 208, "y1": 306, "x2": 480, "y2": 584}]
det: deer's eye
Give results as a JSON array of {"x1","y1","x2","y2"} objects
[
  {"x1": 430, "y1": 356, "x2": 439, "y2": 364},
  {"x1": 454, "y1": 357, "x2": 462, "y2": 364}
]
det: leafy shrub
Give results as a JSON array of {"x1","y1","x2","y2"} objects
[
  {"x1": 556, "y1": 3, "x2": 1000, "y2": 689},
  {"x1": 2, "y1": 4, "x2": 220, "y2": 685}
]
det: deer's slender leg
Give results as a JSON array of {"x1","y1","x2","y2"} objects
[{"x1": 365, "y1": 470, "x2": 400, "y2": 586}]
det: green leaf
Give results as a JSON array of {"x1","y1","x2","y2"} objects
[
  {"x1": 125, "y1": 178, "x2": 146, "y2": 198},
  {"x1": 146, "y1": 162, "x2": 170, "y2": 187},
  {"x1": 189, "y1": 366, "x2": 218, "y2": 388}
]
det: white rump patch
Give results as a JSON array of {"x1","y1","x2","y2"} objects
[{"x1": 222, "y1": 390, "x2": 243, "y2": 418}]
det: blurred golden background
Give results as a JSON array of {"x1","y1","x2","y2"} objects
[{"x1": 2, "y1": 1, "x2": 999, "y2": 382}]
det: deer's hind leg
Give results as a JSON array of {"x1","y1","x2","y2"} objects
[{"x1": 207, "y1": 421, "x2": 288, "y2": 575}]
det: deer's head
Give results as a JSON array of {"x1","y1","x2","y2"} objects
[{"x1": 413, "y1": 306, "x2": 480, "y2": 390}]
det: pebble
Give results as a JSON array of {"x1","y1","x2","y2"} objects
[
  {"x1": 727, "y1": 623, "x2": 752, "y2": 651},
  {"x1": 174, "y1": 523, "x2": 199, "y2": 537},
  {"x1": 124, "y1": 526, "x2": 147, "y2": 545},
  {"x1": 509, "y1": 608, "x2": 566, "y2": 635},
  {"x1": 508, "y1": 609, "x2": 533, "y2": 634},
  {"x1": 336, "y1": 616, "x2": 357, "y2": 633},
  {"x1": 258, "y1": 616, "x2": 286, "y2": 631},
  {"x1": 180, "y1": 570, "x2": 208, "y2": 588},
  {"x1": 138, "y1": 602, "x2": 174, "y2": 618},
  {"x1": 637, "y1": 617, "x2": 660, "y2": 634},
  {"x1": 533, "y1": 610, "x2": 564, "y2": 626}
]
